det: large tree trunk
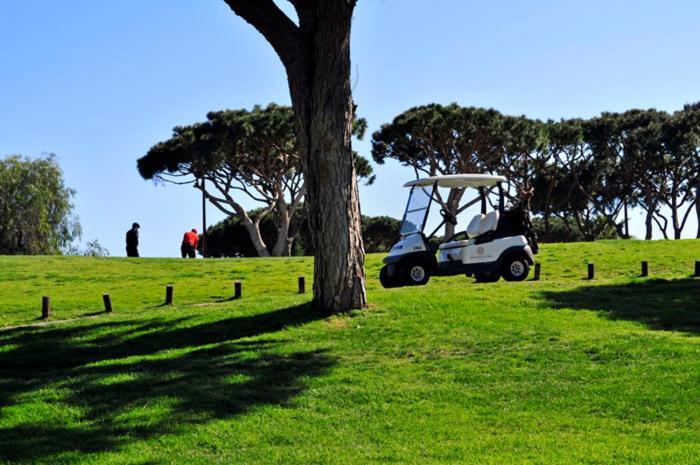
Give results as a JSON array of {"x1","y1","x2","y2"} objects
[
  {"x1": 288, "y1": 2, "x2": 365, "y2": 312},
  {"x1": 223, "y1": 0, "x2": 366, "y2": 312}
]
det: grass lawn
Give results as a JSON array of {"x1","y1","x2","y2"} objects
[{"x1": 0, "y1": 239, "x2": 699, "y2": 464}]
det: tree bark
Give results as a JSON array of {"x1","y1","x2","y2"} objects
[
  {"x1": 243, "y1": 218, "x2": 271, "y2": 257},
  {"x1": 643, "y1": 191, "x2": 654, "y2": 240},
  {"x1": 292, "y1": 2, "x2": 365, "y2": 312},
  {"x1": 696, "y1": 186, "x2": 700, "y2": 239},
  {"x1": 644, "y1": 208, "x2": 654, "y2": 240},
  {"x1": 671, "y1": 194, "x2": 682, "y2": 240},
  {"x1": 271, "y1": 199, "x2": 292, "y2": 257},
  {"x1": 224, "y1": 0, "x2": 366, "y2": 312},
  {"x1": 443, "y1": 188, "x2": 464, "y2": 238}
]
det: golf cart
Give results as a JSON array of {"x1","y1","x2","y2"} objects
[{"x1": 379, "y1": 174, "x2": 539, "y2": 288}]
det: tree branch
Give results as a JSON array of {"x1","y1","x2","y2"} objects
[{"x1": 223, "y1": 0, "x2": 303, "y2": 69}]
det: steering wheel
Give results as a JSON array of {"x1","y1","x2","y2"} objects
[{"x1": 440, "y1": 208, "x2": 458, "y2": 226}]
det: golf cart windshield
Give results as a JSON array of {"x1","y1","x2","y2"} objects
[{"x1": 400, "y1": 184, "x2": 434, "y2": 236}]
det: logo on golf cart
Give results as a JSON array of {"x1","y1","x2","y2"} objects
[{"x1": 476, "y1": 246, "x2": 485, "y2": 255}]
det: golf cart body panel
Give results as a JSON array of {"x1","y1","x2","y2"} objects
[
  {"x1": 379, "y1": 173, "x2": 538, "y2": 288},
  {"x1": 385, "y1": 233, "x2": 429, "y2": 260},
  {"x1": 438, "y1": 237, "x2": 534, "y2": 273}
]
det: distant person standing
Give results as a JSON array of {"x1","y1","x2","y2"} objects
[
  {"x1": 181, "y1": 228, "x2": 198, "y2": 258},
  {"x1": 126, "y1": 223, "x2": 140, "y2": 257}
]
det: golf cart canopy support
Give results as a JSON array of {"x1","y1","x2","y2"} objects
[{"x1": 399, "y1": 174, "x2": 507, "y2": 239}]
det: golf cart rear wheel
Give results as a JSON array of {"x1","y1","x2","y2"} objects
[
  {"x1": 501, "y1": 254, "x2": 530, "y2": 282},
  {"x1": 401, "y1": 261, "x2": 430, "y2": 286},
  {"x1": 474, "y1": 272, "x2": 500, "y2": 283}
]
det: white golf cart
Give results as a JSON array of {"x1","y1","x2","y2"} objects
[{"x1": 379, "y1": 174, "x2": 539, "y2": 288}]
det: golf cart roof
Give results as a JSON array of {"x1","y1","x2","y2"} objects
[{"x1": 403, "y1": 174, "x2": 507, "y2": 188}]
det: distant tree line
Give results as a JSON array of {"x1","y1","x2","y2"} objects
[
  {"x1": 141, "y1": 102, "x2": 700, "y2": 257},
  {"x1": 372, "y1": 103, "x2": 700, "y2": 241},
  {"x1": 199, "y1": 207, "x2": 401, "y2": 257}
]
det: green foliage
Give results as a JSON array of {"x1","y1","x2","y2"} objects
[
  {"x1": 361, "y1": 215, "x2": 401, "y2": 252},
  {"x1": 531, "y1": 216, "x2": 618, "y2": 242},
  {"x1": 82, "y1": 239, "x2": 110, "y2": 257},
  {"x1": 201, "y1": 207, "x2": 286, "y2": 257},
  {"x1": 375, "y1": 103, "x2": 700, "y2": 240},
  {"x1": 0, "y1": 239, "x2": 698, "y2": 463},
  {"x1": 372, "y1": 103, "x2": 506, "y2": 175},
  {"x1": 0, "y1": 154, "x2": 81, "y2": 255}
]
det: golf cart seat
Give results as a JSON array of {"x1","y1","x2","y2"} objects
[
  {"x1": 466, "y1": 214, "x2": 485, "y2": 238},
  {"x1": 478, "y1": 211, "x2": 500, "y2": 235}
]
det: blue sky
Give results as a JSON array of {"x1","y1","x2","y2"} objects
[{"x1": 1, "y1": 0, "x2": 698, "y2": 256}]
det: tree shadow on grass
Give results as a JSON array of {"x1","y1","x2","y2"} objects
[
  {"x1": 541, "y1": 278, "x2": 700, "y2": 334},
  {"x1": 0, "y1": 303, "x2": 332, "y2": 462}
]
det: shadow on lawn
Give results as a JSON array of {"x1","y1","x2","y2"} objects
[
  {"x1": 0, "y1": 303, "x2": 332, "y2": 462},
  {"x1": 542, "y1": 278, "x2": 700, "y2": 334}
]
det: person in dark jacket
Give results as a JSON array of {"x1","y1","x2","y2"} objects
[
  {"x1": 126, "y1": 223, "x2": 140, "y2": 257},
  {"x1": 181, "y1": 228, "x2": 198, "y2": 258}
]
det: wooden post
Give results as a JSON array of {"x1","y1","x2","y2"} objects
[
  {"x1": 298, "y1": 276, "x2": 306, "y2": 294},
  {"x1": 695, "y1": 261, "x2": 700, "y2": 277},
  {"x1": 41, "y1": 296, "x2": 51, "y2": 319},
  {"x1": 533, "y1": 263, "x2": 541, "y2": 281},
  {"x1": 165, "y1": 285, "x2": 174, "y2": 305},
  {"x1": 234, "y1": 281, "x2": 242, "y2": 299},
  {"x1": 587, "y1": 263, "x2": 595, "y2": 280},
  {"x1": 103, "y1": 294, "x2": 113, "y2": 313},
  {"x1": 641, "y1": 261, "x2": 648, "y2": 277}
]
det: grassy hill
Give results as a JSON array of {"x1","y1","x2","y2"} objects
[{"x1": 0, "y1": 239, "x2": 699, "y2": 464}]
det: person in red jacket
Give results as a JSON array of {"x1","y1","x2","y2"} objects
[{"x1": 181, "y1": 228, "x2": 199, "y2": 258}]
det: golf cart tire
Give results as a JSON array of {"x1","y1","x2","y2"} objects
[
  {"x1": 501, "y1": 252, "x2": 530, "y2": 282},
  {"x1": 379, "y1": 265, "x2": 401, "y2": 288},
  {"x1": 401, "y1": 260, "x2": 431, "y2": 286},
  {"x1": 474, "y1": 272, "x2": 500, "y2": 283}
]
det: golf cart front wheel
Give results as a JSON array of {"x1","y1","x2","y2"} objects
[
  {"x1": 501, "y1": 254, "x2": 530, "y2": 282},
  {"x1": 401, "y1": 261, "x2": 430, "y2": 286},
  {"x1": 379, "y1": 265, "x2": 401, "y2": 288}
]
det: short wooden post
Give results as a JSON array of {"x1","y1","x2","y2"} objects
[
  {"x1": 298, "y1": 276, "x2": 306, "y2": 294},
  {"x1": 587, "y1": 263, "x2": 595, "y2": 280},
  {"x1": 695, "y1": 261, "x2": 700, "y2": 277},
  {"x1": 533, "y1": 263, "x2": 541, "y2": 281},
  {"x1": 234, "y1": 281, "x2": 242, "y2": 299},
  {"x1": 103, "y1": 294, "x2": 113, "y2": 313},
  {"x1": 41, "y1": 296, "x2": 51, "y2": 319},
  {"x1": 165, "y1": 285, "x2": 174, "y2": 305},
  {"x1": 641, "y1": 261, "x2": 648, "y2": 277}
]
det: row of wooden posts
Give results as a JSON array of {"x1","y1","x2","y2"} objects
[
  {"x1": 40, "y1": 276, "x2": 308, "y2": 319},
  {"x1": 533, "y1": 260, "x2": 700, "y2": 281},
  {"x1": 39, "y1": 262, "x2": 700, "y2": 319}
]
